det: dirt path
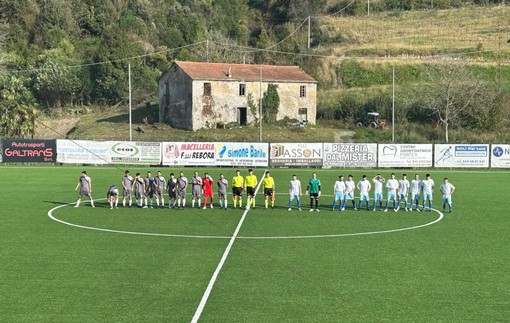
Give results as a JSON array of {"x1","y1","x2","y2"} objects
[
  {"x1": 36, "y1": 118, "x2": 79, "y2": 139},
  {"x1": 334, "y1": 130, "x2": 355, "y2": 142}
]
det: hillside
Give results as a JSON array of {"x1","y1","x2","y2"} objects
[{"x1": 3, "y1": 2, "x2": 510, "y2": 141}]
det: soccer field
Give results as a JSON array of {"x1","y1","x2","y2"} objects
[{"x1": 1, "y1": 166, "x2": 509, "y2": 322}]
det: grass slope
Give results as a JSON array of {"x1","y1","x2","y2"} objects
[{"x1": 1, "y1": 166, "x2": 509, "y2": 321}]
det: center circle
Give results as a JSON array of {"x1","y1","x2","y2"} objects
[{"x1": 47, "y1": 203, "x2": 444, "y2": 240}]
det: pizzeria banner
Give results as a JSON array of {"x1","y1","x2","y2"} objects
[
  {"x1": 108, "y1": 141, "x2": 162, "y2": 165},
  {"x1": 215, "y1": 142, "x2": 269, "y2": 167},
  {"x1": 162, "y1": 142, "x2": 215, "y2": 166},
  {"x1": 1, "y1": 139, "x2": 56, "y2": 163},
  {"x1": 434, "y1": 144, "x2": 489, "y2": 168},
  {"x1": 490, "y1": 144, "x2": 510, "y2": 168},
  {"x1": 57, "y1": 139, "x2": 110, "y2": 164},
  {"x1": 378, "y1": 144, "x2": 433, "y2": 168},
  {"x1": 323, "y1": 143, "x2": 377, "y2": 168},
  {"x1": 270, "y1": 143, "x2": 323, "y2": 167}
]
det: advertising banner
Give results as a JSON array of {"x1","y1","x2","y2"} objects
[
  {"x1": 270, "y1": 143, "x2": 323, "y2": 167},
  {"x1": 162, "y1": 142, "x2": 216, "y2": 166},
  {"x1": 1, "y1": 139, "x2": 56, "y2": 163},
  {"x1": 108, "y1": 141, "x2": 162, "y2": 165},
  {"x1": 323, "y1": 143, "x2": 377, "y2": 168},
  {"x1": 490, "y1": 144, "x2": 510, "y2": 168},
  {"x1": 378, "y1": 144, "x2": 433, "y2": 168},
  {"x1": 434, "y1": 144, "x2": 489, "y2": 168},
  {"x1": 57, "y1": 139, "x2": 110, "y2": 164},
  {"x1": 215, "y1": 142, "x2": 269, "y2": 167}
]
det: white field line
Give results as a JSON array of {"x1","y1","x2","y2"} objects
[
  {"x1": 48, "y1": 200, "x2": 444, "y2": 240},
  {"x1": 190, "y1": 170, "x2": 267, "y2": 323},
  {"x1": 47, "y1": 201, "x2": 231, "y2": 239},
  {"x1": 240, "y1": 209, "x2": 444, "y2": 239}
]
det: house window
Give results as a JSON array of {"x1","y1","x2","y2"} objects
[
  {"x1": 204, "y1": 83, "x2": 211, "y2": 96},
  {"x1": 300, "y1": 85, "x2": 307, "y2": 98},
  {"x1": 239, "y1": 84, "x2": 246, "y2": 96}
]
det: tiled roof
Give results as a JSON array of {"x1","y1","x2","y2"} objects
[{"x1": 174, "y1": 61, "x2": 317, "y2": 83}]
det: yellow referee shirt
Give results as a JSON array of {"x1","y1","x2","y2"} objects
[
  {"x1": 263, "y1": 176, "x2": 275, "y2": 189},
  {"x1": 245, "y1": 175, "x2": 258, "y2": 188},
  {"x1": 232, "y1": 175, "x2": 244, "y2": 188}
]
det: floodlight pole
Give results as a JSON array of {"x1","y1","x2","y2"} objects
[
  {"x1": 259, "y1": 68, "x2": 263, "y2": 143},
  {"x1": 128, "y1": 63, "x2": 132, "y2": 142},
  {"x1": 392, "y1": 66, "x2": 395, "y2": 144}
]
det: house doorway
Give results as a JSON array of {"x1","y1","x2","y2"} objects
[{"x1": 238, "y1": 107, "x2": 247, "y2": 126}]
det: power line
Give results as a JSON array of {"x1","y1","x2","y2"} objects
[{"x1": 5, "y1": 41, "x2": 207, "y2": 74}]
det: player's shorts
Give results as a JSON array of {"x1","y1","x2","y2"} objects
[
  {"x1": 345, "y1": 192, "x2": 354, "y2": 200},
  {"x1": 107, "y1": 190, "x2": 118, "y2": 199},
  {"x1": 203, "y1": 190, "x2": 213, "y2": 197},
  {"x1": 246, "y1": 187, "x2": 255, "y2": 197},
  {"x1": 374, "y1": 193, "x2": 383, "y2": 201},
  {"x1": 411, "y1": 193, "x2": 420, "y2": 200},
  {"x1": 334, "y1": 191, "x2": 344, "y2": 201},
  {"x1": 442, "y1": 195, "x2": 452, "y2": 204},
  {"x1": 178, "y1": 188, "x2": 186, "y2": 198},
  {"x1": 264, "y1": 188, "x2": 273, "y2": 196},
  {"x1": 145, "y1": 190, "x2": 154, "y2": 198},
  {"x1": 135, "y1": 189, "x2": 143, "y2": 199},
  {"x1": 218, "y1": 190, "x2": 227, "y2": 198},
  {"x1": 168, "y1": 190, "x2": 176, "y2": 199},
  {"x1": 360, "y1": 193, "x2": 370, "y2": 201},
  {"x1": 424, "y1": 193, "x2": 433, "y2": 201},
  {"x1": 232, "y1": 187, "x2": 242, "y2": 197},
  {"x1": 123, "y1": 189, "x2": 132, "y2": 197},
  {"x1": 155, "y1": 188, "x2": 163, "y2": 197},
  {"x1": 399, "y1": 193, "x2": 408, "y2": 201},
  {"x1": 80, "y1": 187, "x2": 91, "y2": 197},
  {"x1": 310, "y1": 192, "x2": 319, "y2": 199},
  {"x1": 192, "y1": 186, "x2": 201, "y2": 197},
  {"x1": 290, "y1": 193, "x2": 300, "y2": 201},
  {"x1": 387, "y1": 191, "x2": 397, "y2": 201}
]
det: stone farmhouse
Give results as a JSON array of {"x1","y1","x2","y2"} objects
[{"x1": 158, "y1": 61, "x2": 317, "y2": 131}]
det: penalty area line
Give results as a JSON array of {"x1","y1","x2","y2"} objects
[{"x1": 190, "y1": 170, "x2": 267, "y2": 323}]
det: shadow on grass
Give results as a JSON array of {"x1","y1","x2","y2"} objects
[
  {"x1": 44, "y1": 201, "x2": 73, "y2": 206},
  {"x1": 96, "y1": 105, "x2": 158, "y2": 124},
  {"x1": 44, "y1": 200, "x2": 113, "y2": 208}
]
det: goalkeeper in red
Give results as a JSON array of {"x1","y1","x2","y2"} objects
[{"x1": 202, "y1": 172, "x2": 214, "y2": 209}]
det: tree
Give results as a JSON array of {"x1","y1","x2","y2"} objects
[
  {"x1": 201, "y1": 30, "x2": 253, "y2": 64},
  {"x1": 0, "y1": 24, "x2": 7, "y2": 73},
  {"x1": 33, "y1": 48, "x2": 83, "y2": 108},
  {"x1": 262, "y1": 83, "x2": 280, "y2": 124},
  {"x1": 422, "y1": 62, "x2": 488, "y2": 143},
  {"x1": 0, "y1": 75, "x2": 38, "y2": 138}
]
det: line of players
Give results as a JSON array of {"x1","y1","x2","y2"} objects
[
  {"x1": 104, "y1": 169, "x2": 277, "y2": 210},
  {"x1": 75, "y1": 169, "x2": 455, "y2": 213},
  {"x1": 329, "y1": 173, "x2": 455, "y2": 213}
]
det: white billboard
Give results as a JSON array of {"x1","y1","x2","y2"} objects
[
  {"x1": 270, "y1": 143, "x2": 323, "y2": 167},
  {"x1": 378, "y1": 144, "x2": 433, "y2": 168},
  {"x1": 57, "y1": 139, "x2": 110, "y2": 164},
  {"x1": 434, "y1": 144, "x2": 489, "y2": 168},
  {"x1": 491, "y1": 144, "x2": 510, "y2": 168},
  {"x1": 162, "y1": 142, "x2": 215, "y2": 166},
  {"x1": 215, "y1": 142, "x2": 269, "y2": 167},
  {"x1": 108, "y1": 141, "x2": 161, "y2": 165},
  {"x1": 323, "y1": 143, "x2": 377, "y2": 168}
]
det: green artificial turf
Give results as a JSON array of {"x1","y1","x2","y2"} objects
[{"x1": 1, "y1": 166, "x2": 508, "y2": 322}]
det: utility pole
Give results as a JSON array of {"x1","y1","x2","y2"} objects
[
  {"x1": 307, "y1": 16, "x2": 311, "y2": 49},
  {"x1": 128, "y1": 63, "x2": 132, "y2": 142}
]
